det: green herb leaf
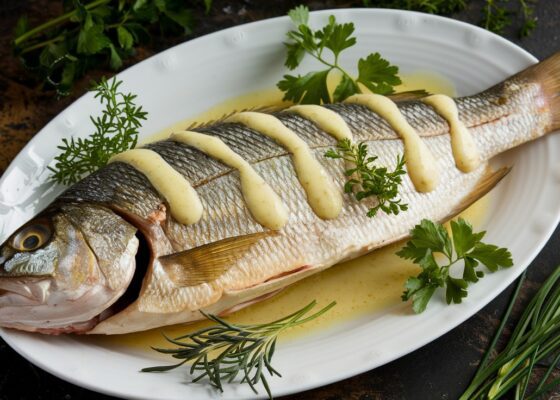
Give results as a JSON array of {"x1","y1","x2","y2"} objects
[
  {"x1": 117, "y1": 26, "x2": 134, "y2": 50},
  {"x1": 14, "y1": 15, "x2": 29, "y2": 38},
  {"x1": 77, "y1": 23, "x2": 111, "y2": 55},
  {"x1": 445, "y1": 276, "x2": 468, "y2": 304},
  {"x1": 467, "y1": 242, "x2": 513, "y2": 272},
  {"x1": 450, "y1": 218, "x2": 485, "y2": 258},
  {"x1": 49, "y1": 77, "x2": 147, "y2": 185},
  {"x1": 277, "y1": 70, "x2": 331, "y2": 105},
  {"x1": 356, "y1": 52, "x2": 402, "y2": 95},
  {"x1": 332, "y1": 72, "x2": 360, "y2": 102},
  {"x1": 108, "y1": 44, "x2": 123, "y2": 69},
  {"x1": 325, "y1": 139, "x2": 407, "y2": 218},
  {"x1": 407, "y1": 219, "x2": 452, "y2": 259},
  {"x1": 284, "y1": 41, "x2": 306, "y2": 70},
  {"x1": 319, "y1": 17, "x2": 356, "y2": 58},
  {"x1": 288, "y1": 4, "x2": 309, "y2": 26},
  {"x1": 399, "y1": 218, "x2": 513, "y2": 313},
  {"x1": 278, "y1": 5, "x2": 401, "y2": 104},
  {"x1": 403, "y1": 278, "x2": 438, "y2": 314}
]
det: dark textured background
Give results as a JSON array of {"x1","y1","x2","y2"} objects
[{"x1": 0, "y1": 1, "x2": 559, "y2": 399}]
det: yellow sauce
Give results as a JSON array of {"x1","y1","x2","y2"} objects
[
  {"x1": 422, "y1": 94, "x2": 481, "y2": 173},
  {"x1": 94, "y1": 72, "x2": 486, "y2": 350},
  {"x1": 225, "y1": 112, "x2": 343, "y2": 220},
  {"x1": 171, "y1": 131, "x2": 288, "y2": 230},
  {"x1": 285, "y1": 105, "x2": 353, "y2": 141},
  {"x1": 345, "y1": 94, "x2": 440, "y2": 192},
  {"x1": 109, "y1": 149, "x2": 203, "y2": 225}
]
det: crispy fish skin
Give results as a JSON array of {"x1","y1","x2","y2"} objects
[{"x1": 2, "y1": 53, "x2": 560, "y2": 334}]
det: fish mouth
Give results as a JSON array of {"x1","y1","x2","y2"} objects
[{"x1": 0, "y1": 278, "x2": 50, "y2": 305}]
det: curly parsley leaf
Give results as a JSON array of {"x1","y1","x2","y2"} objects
[
  {"x1": 399, "y1": 218, "x2": 513, "y2": 313},
  {"x1": 49, "y1": 77, "x2": 147, "y2": 185},
  {"x1": 278, "y1": 5, "x2": 401, "y2": 104},
  {"x1": 325, "y1": 139, "x2": 408, "y2": 218}
]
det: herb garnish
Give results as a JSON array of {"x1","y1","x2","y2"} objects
[
  {"x1": 13, "y1": 0, "x2": 198, "y2": 96},
  {"x1": 49, "y1": 77, "x2": 147, "y2": 185},
  {"x1": 143, "y1": 300, "x2": 336, "y2": 399},
  {"x1": 461, "y1": 266, "x2": 560, "y2": 399},
  {"x1": 277, "y1": 5, "x2": 401, "y2": 104},
  {"x1": 325, "y1": 139, "x2": 408, "y2": 217},
  {"x1": 398, "y1": 218, "x2": 513, "y2": 313}
]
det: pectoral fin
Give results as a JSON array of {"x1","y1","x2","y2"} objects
[{"x1": 159, "y1": 231, "x2": 274, "y2": 287}]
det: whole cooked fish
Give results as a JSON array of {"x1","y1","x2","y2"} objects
[{"x1": 0, "y1": 53, "x2": 558, "y2": 335}]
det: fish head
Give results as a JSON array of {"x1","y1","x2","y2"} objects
[{"x1": 0, "y1": 204, "x2": 139, "y2": 334}]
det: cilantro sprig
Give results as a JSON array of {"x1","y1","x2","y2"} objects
[
  {"x1": 398, "y1": 218, "x2": 513, "y2": 313},
  {"x1": 49, "y1": 77, "x2": 147, "y2": 185},
  {"x1": 325, "y1": 139, "x2": 408, "y2": 218},
  {"x1": 277, "y1": 5, "x2": 401, "y2": 104}
]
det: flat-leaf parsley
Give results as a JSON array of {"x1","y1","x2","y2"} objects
[
  {"x1": 277, "y1": 5, "x2": 401, "y2": 104},
  {"x1": 398, "y1": 218, "x2": 513, "y2": 313}
]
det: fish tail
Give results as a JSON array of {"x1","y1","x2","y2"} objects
[{"x1": 516, "y1": 52, "x2": 560, "y2": 131}]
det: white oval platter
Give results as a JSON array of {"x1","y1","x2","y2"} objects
[{"x1": 1, "y1": 8, "x2": 559, "y2": 400}]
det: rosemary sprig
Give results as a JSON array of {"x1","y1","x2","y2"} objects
[
  {"x1": 48, "y1": 77, "x2": 147, "y2": 185},
  {"x1": 142, "y1": 300, "x2": 336, "y2": 398},
  {"x1": 325, "y1": 139, "x2": 408, "y2": 218},
  {"x1": 461, "y1": 266, "x2": 560, "y2": 399}
]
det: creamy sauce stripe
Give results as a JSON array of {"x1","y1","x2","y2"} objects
[
  {"x1": 286, "y1": 105, "x2": 353, "y2": 141},
  {"x1": 109, "y1": 93, "x2": 480, "y2": 228},
  {"x1": 345, "y1": 94, "x2": 440, "y2": 193},
  {"x1": 422, "y1": 94, "x2": 481, "y2": 172},
  {"x1": 109, "y1": 149, "x2": 203, "y2": 225},
  {"x1": 225, "y1": 112, "x2": 343, "y2": 220},
  {"x1": 171, "y1": 131, "x2": 288, "y2": 230}
]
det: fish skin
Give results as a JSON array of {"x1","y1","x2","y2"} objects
[{"x1": 1, "y1": 54, "x2": 559, "y2": 334}]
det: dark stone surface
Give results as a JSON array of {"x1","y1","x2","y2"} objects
[{"x1": 0, "y1": 1, "x2": 559, "y2": 399}]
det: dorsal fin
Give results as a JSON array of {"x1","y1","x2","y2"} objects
[
  {"x1": 159, "y1": 231, "x2": 275, "y2": 287},
  {"x1": 387, "y1": 89, "x2": 431, "y2": 102},
  {"x1": 442, "y1": 166, "x2": 511, "y2": 222},
  {"x1": 184, "y1": 105, "x2": 281, "y2": 131}
]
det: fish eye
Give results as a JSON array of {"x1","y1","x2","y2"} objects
[{"x1": 9, "y1": 219, "x2": 53, "y2": 252}]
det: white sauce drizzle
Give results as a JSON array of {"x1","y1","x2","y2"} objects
[
  {"x1": 286, "y1": 105, "x2": 353, "y2": 141},
  {"x1": 345, "y1": 94, "x2": 439, "y2": 193},
  {"x1": 225, "y1": 112, "x2": 343, "y2": 220},
  {"x1": 171, "y1": 131, "x2": 289, "y2": 230},
  {"x1": 422, "y1": 94, "x2": 481, "y2": 173},
  {"x1": 109, "y1": 149, "x2": 203, "y2": 225}
]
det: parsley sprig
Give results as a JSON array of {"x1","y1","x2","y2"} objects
[
  {"x1": 49, "y1": 77, "x2": 147, "y2": 185},
  {"x1": 325, "y1": 139, "x2": 408, "y2": 218},
  {"x1": 277, "y1": 5, "x2": 401, "y2": 104},
  {"x1": 398, "y1": 218, "x2": 513, "y2": 313},
  {"x1": 142, "y1": 300, "x2": 336, "y2": 399}
]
